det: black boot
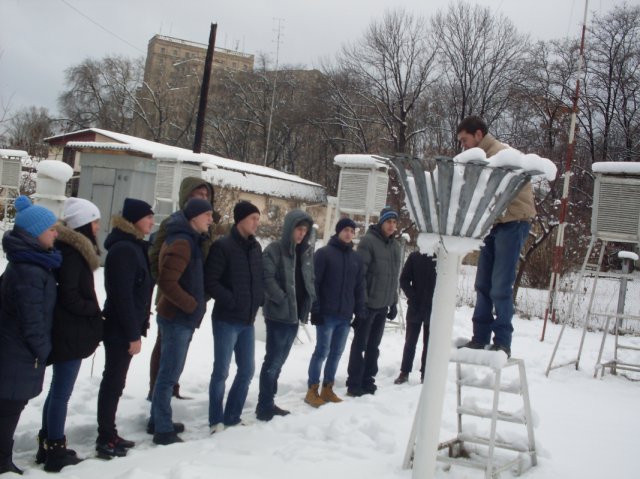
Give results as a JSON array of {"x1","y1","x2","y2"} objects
[
  {"x1": 35, "y1": 430, "x2": 47, "y2": 464},
  {"x1": 0, "y1": 460, "x2": 22, "y2": 475},
  {"x1": 44, "y1": 437, "x2": 82, "y2": 472}
]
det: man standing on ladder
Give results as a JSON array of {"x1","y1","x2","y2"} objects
[{"x1": 457, "y1": 116, "x2": 536, "y2": 358}]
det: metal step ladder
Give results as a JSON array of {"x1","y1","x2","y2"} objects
[{"x1": 437, "y1": 355, "x2": 537, "y2": 478}]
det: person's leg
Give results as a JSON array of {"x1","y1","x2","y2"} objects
[
  {"x1": 346, "y1": 310, "x2": 375, "y2": 392},
  {"x1": 0, "y1": 398, "x2": 27, "y2": 471},
  {"x1": 150, "y1": 317, "x2": 194, "y2": 434},
  {"x1": 362, "y1": 308, "x2": 388, "y2": 391},
  {"x1": 97, "y1": 341, "x2": 133, "y2": 442},
  {"x1": 148, "y1": 329, "x2": 161, "y2": 398},
  {"x1": 322, "y1": 317, "x2": 350, "y2": 385},
  {"x1": 224, "y1": 324, "x2": 255, "y2": 426},
  {"x1": 400, "y1": 321, "x2": 422, "y2": 375},
  {"x1": 45, "y1": 359, "x2": 82, "y2": 441},
  {"x1": 420, "y1": 322, "x2": 430, "y2": 381},
  {"x1": 471, "y1": 228, "x2": 497, "y2": 345},
  {"x1": 208, "y1": 320, "x2": 237, "y2": 427},
  {"x1": 490, "y1": 221, "x2": 531, "y2": 350},
  {"x1": 308, "y1": 320, "x2": 332, "y2": 387}
]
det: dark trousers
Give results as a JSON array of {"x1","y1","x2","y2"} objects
[
  {"x1": 0, "y1": 398, "x2": 27, "y2": 465},
  {"x1": 346, "y1": 307, "x2": 387, "y2": 391},
  {"x1": 400, "y1": 322, "x2": 429, "y2": 379},
  {"x1": 97, "y1": 340, "x2": 133, "y2": 441}
]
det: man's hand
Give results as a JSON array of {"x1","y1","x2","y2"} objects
[
  {"x1": 310, "y1": 312, "x2": 324, "y2": 326},
  {"x1": 387, "y1": 303, "x2": 398, "y2": 321},
  {"x1": 128, "y1": 339, "x2": 142, "y2": 355}
]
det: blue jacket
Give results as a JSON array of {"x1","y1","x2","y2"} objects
[
  {"x1": 312, "y1": 235, "x2": 366, "y2": 320},
  {"x1": 0, "y1": 227, "x2": 61, "y2": 400}
]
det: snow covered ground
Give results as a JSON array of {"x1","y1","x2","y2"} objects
[{"x1": 4, "y1": 256, "x2": 640, "y2": 479}]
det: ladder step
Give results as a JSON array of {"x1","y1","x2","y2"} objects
[
  {"x1": 457, "y1": 406, "x2": 526, "y2": 424},
  {"x1": 437, "y1": 454, "x2": 521, "y2": 475},
  {"x1": 456, "y1": 378, "x2": 522, "y2": 394},
  {"x1": 617, "y1": 344, "x2": 640, "y2": 352},
  {"x1": 458, "y1": 433, "x2": 531, "y2": 453}
]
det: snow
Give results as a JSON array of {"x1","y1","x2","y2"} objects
[
  {"x1": 593, "y1": 162, "x2": 640, "y2": 175},
  {"x1": 0, "y1": 149, "x2": 29, "y2": 158},
  {"x1": 618, "y1": 251, "x2": 639, "y2": 261},
  {"x1": 3, "y1": 250, "x2": 638, "y2": 479},
  {"x1": 36, "y1": 160, "x2": 74, "y2": 182},
  {"x1": 333, "y1": 154, "x2": 389, "y2": 170}
]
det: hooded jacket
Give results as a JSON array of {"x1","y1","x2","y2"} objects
[
  {"x1": 49, "y1": 223, "x2": 103, "y2": 364},
  {"x1": 357, "y1": 224, "x2": 402, "y2": 310},
  {"x1": 479, "y1": 134, "x2": 536, "y2": 223},
  {"x1": 102, "y1": 216, "x2": 153, "y2": 343},
  {"x1": 0, "y1": 227, "x2": 61, "y2": 400},
  {"x1": 149, "y1": 177, "x2": 215, "y2": 280},
  {"x1": 399, "y1": 252, "x2": 437, "y2": 324},
  {"x1": 156, "y1": 211, "x2": 207, "y2": 329},
  {"x1": 263, "y1": 210, "x2": 316, "y2": 324}
]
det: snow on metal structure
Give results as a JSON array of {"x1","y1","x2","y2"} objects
[
  {"x1": 32, "y1": 160, "x2": 74, "y2": 217},
  {"x1": 389, "y1": 148, "x2": 553, "y2": 479}
]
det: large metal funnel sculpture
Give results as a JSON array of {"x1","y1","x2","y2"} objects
[{"x1": 387, "y1": 151, "x2": 545, "y2": 479}]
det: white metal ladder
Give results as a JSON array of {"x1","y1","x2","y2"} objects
[{"x1": 437, "y1": 356, "x2": 537, "y2": 478}]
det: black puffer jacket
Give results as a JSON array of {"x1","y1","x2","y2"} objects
[
  {"x1": 49, "y1": 223, "x2": 103, "y2": 364},
  {"x1": 102, "y1": 216, "x2": 153, "y2": 343},
  {"x1": 399, "y1": 252, "x2": 437, "y2": 324},
  {"x1": 0, "y1": 227, "x2": 61, "y2": 400},
  {"x1": 205, "y1": 225, "x2": 263, "y2": 325}
]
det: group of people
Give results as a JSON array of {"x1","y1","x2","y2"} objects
[{"x1": 0, "y1": 114, "x2": 534, "y2": 476}]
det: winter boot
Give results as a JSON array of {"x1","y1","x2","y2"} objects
[
  {"x1": 304, "y1": 384, "x2": 326, "y2": 408},
  {"x1": 394, "y1": 372, "x2": 409, "y2": 385},
  {"x1": 153, "y1": 431, "x2": 183, "y2": 446},
  {"x1": 44, "y1": 437, "x2": 82, "y2": 472},
  {"x1": 35, "y1": 430, "x2": 47, "y2": 464},
  {"x1": 0, "y1": 441, "x2": 23, "y2": 475},
  {"x1": 95, "y1": 437, "x2": 127, "y2": 459},
  {"x1": 320, "y1": 382, "x2": 342, "y2": 403}
]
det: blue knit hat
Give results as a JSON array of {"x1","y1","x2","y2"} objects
[
  {"x1": 183, "y1": 198, "x2": 213, "y2": 220},
  {"x1": 335, "y1": 217, "x2": 357, "y2": 234},
  {"x1": 14, "y1": 195, "x2": 58, "y2": 238},
  {"x1": 378, "y1": 206, "x2": 399, "y2": 225}
]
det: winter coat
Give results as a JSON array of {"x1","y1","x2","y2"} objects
[
  {"x1": 312, "y1": 235, "x2": 366, "y2": 321},
  {"x1": 156, "y1": 211, "x2": 207, "y2": 329},
  {"x1": 149, "y1": 177, "x2": 216, "y2": 280},
  {"x1": 399, "y1": 252, "x2": 437, "y2": 324},
  {"x1": 205, "y1": 225, "x2": 263, "y2": 325},
  {"x1": 102, "y1": 216, "x2": 153, "y2": 343},
  {"x1": 0, "y1": 227, "x2": 61, "y2": 401},
  {"x1": 49, "y1": 223, "x2": 103, "y2": 364},
  {"x1": 263, "y1": 210, "x2": 316, "y2": 324},
  {"x1": 479, "y1": 134, "x2": 536, "y2": 223},
  {"x1": 357, "y1": 224, "x2": 402, "y2": 310}
]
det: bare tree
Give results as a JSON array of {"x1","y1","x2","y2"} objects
[{"x1": 4, "y1": 106, "x2": 52, "y2": 158}]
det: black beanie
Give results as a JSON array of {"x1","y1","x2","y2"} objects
[
  {"x1": 183, "y1": 198, "x2": 213, "y2": 220},
  {"x1": 122, "y1": 198, "x2": 154, "y2": 224},
  {"x1": 335, "y1": 217, "x2": 357, "y2": 234},
  {"x1": 233, "y1": 201, "x2": 260, "y2": 224}
]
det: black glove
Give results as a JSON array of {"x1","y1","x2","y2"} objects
[
  {"x1": 351, "y1": 315, "x2": 364, "y2": 329},
  {"x1": 387, "y1": 303, "x2": 398, "y2": 320},
  {"x1": 310, "y1": 312, "x2": 324, "y2": 326}
]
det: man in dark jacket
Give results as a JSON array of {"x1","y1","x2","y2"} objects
[
  {"x1": 304, "y1": 217, "x2": 365, "y2": 408},
  {"x1": 346, "y1": 207, "x2": 402, "y2": 397},
  {"x1": 149, "y1": 198, "x2": 213, "y2": 445},
  {"x1": 0, "y1": 196, "x2": 60, "y2": 475},
  {"x1": 256, "y1": 209, "x2": 315, "y2": 421},
  {"x1": 205, "y1": 201, "x2": 263, "y2": 431},
  {"x1": 394, "y1": 251, "x2": 437, "y2": 385},
  {"x1": 148, "y1": 177, "x2": 217, "y2": 400},
  {"x1": 96, "y1": 198, "x2": 154, "y2": 458}
]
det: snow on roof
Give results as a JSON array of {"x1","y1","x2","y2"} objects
[
  {"x1": 334, "y1": 154, "x2": 389, "y2": 170},
  {"x1": 0, "y1": 149, "x2": 29, "y2": 158},
  {"x1": 60, "y1": 128, "x2": 325, "y2": 202},
  {"x1": 593, "y1": 162, "x2": 640, "y2": 175}
]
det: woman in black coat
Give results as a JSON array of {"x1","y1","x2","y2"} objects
[
  {"x1": 0, "y1": 196, "x2": 60, "y2": 475},
  {"x1": 37, "y1": 198, "x2": 103, "y2": 472},
  {"x1": 96, "y1": 198, "x2": 154, "y2": 459}
]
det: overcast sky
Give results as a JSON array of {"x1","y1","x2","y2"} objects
[{"x1": 0, "y1": 0, "x2": 635, "y2": 117}]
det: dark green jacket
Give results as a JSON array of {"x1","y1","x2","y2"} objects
[
  {"x1": 263, "y1": 210, "x2": 316, "y2": 324},
  {"x1": 357, "y1": 224, "x2": 401, "y2": 309}
]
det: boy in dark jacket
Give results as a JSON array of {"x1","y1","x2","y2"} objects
[
  {"x1": 0, "y1": 196, "x2": 60, "y2": 475},
  {"x1": 394, "y1": 251, "x2": 437, "y2": 385},
  {"x1": 149, "y1": 198, "x2": 213, "y2": 445},
  {"x1": 205, "y1": 201, "x2": 263, "y2": 431},
  {"x1": 257, "y1": 209, "x2": 315, "y2": 421},
  {"x1": 96, "y1": 198, "x2": 154, "y2": 458},
  {"x1": 304, "y1": 217, "x2": 365, "y2": 408}
]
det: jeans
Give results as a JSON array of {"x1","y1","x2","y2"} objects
[
  {"x1": 307, "y1": 315, "x2": 351, "y2": 387},
  {"x1": 471, "y1": 221, "x2": 531, "y2": 349},
  {"x1": 208, "y1": 320, "x2": 255, "y2": 427},
  {"x1": 400, "y1": 322, "x2": 429, "y2": 378},
  {"x1": 346, "y1": 307, "x2": 387, "y2": 391},
  {"x1": 42, "y1": 359, "x2": 82, "y2": 440},
  {"x1": 150, "y1": 317, "x2": 194, "y2": 434},
  {"x1": 257, "y1": 320, "x2": 299, "y2": 413},
  {"x1": 0, "y1": 398, "x2": 27, "y2": 465},
  {"x1": 97, "y1": 340, "x2": 133, "y2": 441}
]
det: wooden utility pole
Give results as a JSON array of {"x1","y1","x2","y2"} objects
[{"x1": 193, "y1": 23, "x2": 217, "y2": 153}]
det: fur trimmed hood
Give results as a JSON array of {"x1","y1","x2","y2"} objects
[
  {"x1": 55, "y1": 222, "x2": 100, "y2": 271},
  {"x1": 109, "y1": 215, "x2": 146, "y2": 240}
]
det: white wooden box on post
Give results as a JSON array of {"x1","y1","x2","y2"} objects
[
  {"x1": 153, "y1": 157, "x2": 205, "y2": 226},
  {"x1": 0, "y1": 149, "x2": 25, "y2": 226}
]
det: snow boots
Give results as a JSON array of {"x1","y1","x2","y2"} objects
[
  {"x1": 394, "y1": 372, "x2": 409, "y2": 385},
  {"x1": 0, "y1": 440, "x2": 23, "y2": 475},
  {"x1": 304, "y1": 384, "x2": 326, "y2": 408},
  {"x1": 320, "y1": 382, "x2": 342, "y2": 403},
  {"x1": 43, "y1": 437, "x2": 82, "y2": 472}
]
